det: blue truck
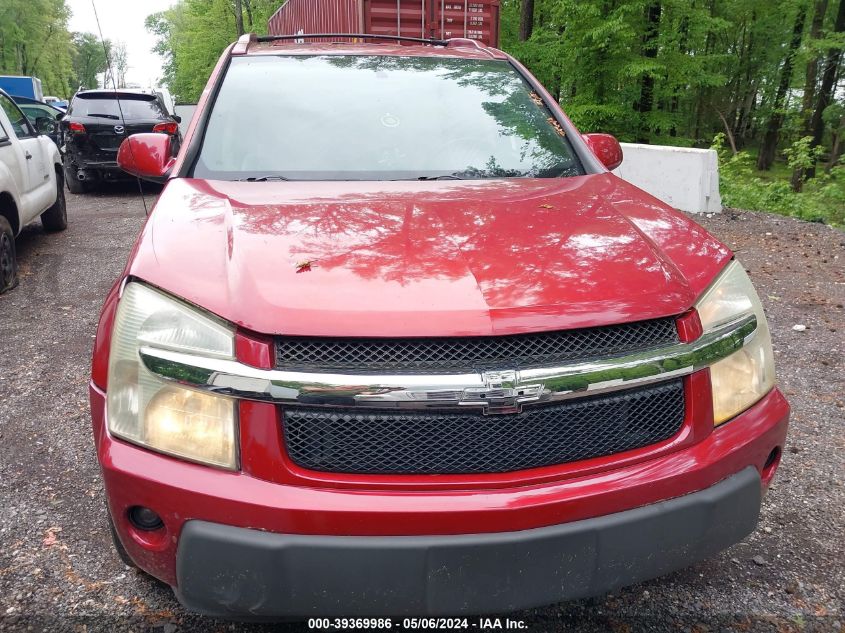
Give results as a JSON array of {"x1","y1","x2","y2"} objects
[{"x1": 0, "y1": 75, "x2": 44, "y2": 101}]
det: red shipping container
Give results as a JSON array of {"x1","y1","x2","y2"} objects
[{"x1": 267, "y1": 0, "x2": 500, "y2": 48}]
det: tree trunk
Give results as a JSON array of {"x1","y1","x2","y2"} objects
[
  {"x1": 716, "y1": 108, "x2": 738, "y2": 155},
  {"x1": 243, "y1": 0, "x2": 254, "y2": 29},
  {"x1": 519, "y1": 0, "x2": 535, "y2": 41},
  {"x1": 757, "y1": 8, "x2": 806, "y2": 170},
  {"x1": 731, "y1": 16, "x2": 758, "y2": 148},
  {"x1": 734, "y1": 82, "x2": 758, "y2": 147},
  {"x1": 792, "y1": 0, "x2": 829, "y2": 190},
  {"x1": 827, "y1": 131, "x2": 842, "y2": 171},
  {"x1": 635, "y1": 2, "x2": 661, "y2": 143},
  {"x1": 807, "y1": 0, "x2": 845, "y2": 179},
  {"x1": 694, "y1": 0, "x2": 717, "y2": 142},
  {"x1": 234, "y1": 0, "x2": 245, "y2": 37}
]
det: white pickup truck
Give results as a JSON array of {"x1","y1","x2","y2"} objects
[{"x1": 0, "y1": 88, "x2": 65, "y2": 293}]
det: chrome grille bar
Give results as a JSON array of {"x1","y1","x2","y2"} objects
[{"x1": 138, "y1": 314, "x2": 757, "y2": 413}]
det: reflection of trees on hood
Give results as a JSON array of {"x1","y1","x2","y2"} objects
[
  {"x1": 222, "y1": 181, "x2": 632, "y2": 307},
  {"x1": 232, "y1": 196, "x2": 479, "y2": 285}
]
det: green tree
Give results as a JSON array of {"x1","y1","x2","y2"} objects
[
  {"x1": 756, "y1": 2, "x2": 806, "y2": 171},
  {"x1": 791, "y1": 0, "x2": 829, "y2": 190},
  {"x1": 71, "y1": 32, "x2": 109, "y2": 91},
  {"x1": 146, "y1": 0, "x2": 281, "y2": 102},
  {"x1": 0, "y1": 0, "x2": 76, "y2": 96}
]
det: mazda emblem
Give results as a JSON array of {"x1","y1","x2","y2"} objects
[{"x1": 114, "y1": 125, "x2": 124, "y2": 134}]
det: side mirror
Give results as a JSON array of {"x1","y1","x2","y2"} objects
[
  {"x1": 55, "y1": 112, "x2": 65, "y2": 121},
  {"x1": 117, "y1": 133, "x2": 175, "y2": 183},
  {"x1": 582, "y1": 133, "x2": 623, "y2": 171},
  {"x1": 35, "y1": 117, "x2": 56, "y2": 136},
  {"x1": 172, "y1": 114, "x2": 182, "y2": 124}
]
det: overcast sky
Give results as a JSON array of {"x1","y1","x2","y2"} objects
[{"x1": 66, "y1": 0, "x2": 175, "y2": 87}]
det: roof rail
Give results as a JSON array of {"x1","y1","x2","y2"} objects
[
  {"x1": 444, "y1": 37, "x2": 485, "y2": 50},
  {"x1": 256, "y1": 34, "x2": 449, "y2": 46},
  {"x1": 232, "y1": 32, "x2": 257, "y2": 55}
]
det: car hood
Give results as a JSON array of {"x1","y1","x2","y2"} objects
[{"x1": 127, "y1": 174, "x2": 731, "y2": 337}]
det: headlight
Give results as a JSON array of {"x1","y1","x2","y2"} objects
[
  {"x1": 107, "y1": 282, "x2": 238, "y2": 468},
  {"x1": 696, "y1": 261, "x2": 776, "y2": 425}
]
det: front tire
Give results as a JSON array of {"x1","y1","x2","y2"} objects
[
  {"x1": 0, "y1": 216, "x2": 18, "y2": 294},
  {"x1": 64, "y1": 165, "x2": 89, "y2": 194},
  {"x1": 41, "y1": 170, "x2": 68, "y2": 232}
]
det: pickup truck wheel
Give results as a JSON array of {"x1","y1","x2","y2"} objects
[
  {"x1": 0, "y1": 216, "x2": 18, "y2": 294},
  {"x1": 64, "y1": 165, "x2": 89, "y2": 194},
  {"x1": 41, "y1": 171, "x2": 68, "y2": 232},
  {"x1": 107, "y1": 514, "x2": 138, "y2": 569}
]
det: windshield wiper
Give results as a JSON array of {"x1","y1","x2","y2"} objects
[
  {"x1": 86, "y1": 113, "x2": 121, "y2": 120},
  {"x1": 416, "y1": 173, "x2": 466, "y2": 181},
  {"x1": 236, "y1": 175, "x2": 291, "y2": 182}
]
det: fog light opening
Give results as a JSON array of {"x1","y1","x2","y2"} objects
[
  {"x1": 762, "y1": 447, "x2": 781, "y2": 484},
  {"x1": 128, "y1": 506, "x2": 164, "y2": 531}
]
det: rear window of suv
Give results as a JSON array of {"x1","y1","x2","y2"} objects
[
  {"x1": 69, "y1": 94, "x2": 168, "y2": 120},
  {"x1": 193, "y1": 55, "x2": 585, "y2": 181}
]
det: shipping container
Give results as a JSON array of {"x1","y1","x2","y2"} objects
[{"x1": 267, "y1": 0, "x2": 500, "y2": 48}]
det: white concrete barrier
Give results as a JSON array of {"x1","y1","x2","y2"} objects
[{"x1": 613, "y1": 143, "x2": 721, "y2": 213}]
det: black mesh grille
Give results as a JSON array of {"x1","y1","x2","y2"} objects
[
  {"x1": 282, "y1": 380, "x2": 685, "y2": 475},
  {"x1": 276, "y1": 318, "x2": 679, "y2": 373}
]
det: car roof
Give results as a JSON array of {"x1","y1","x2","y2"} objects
[{"x1": 235, "y1": 37, "x2": 509, "y2": 61}]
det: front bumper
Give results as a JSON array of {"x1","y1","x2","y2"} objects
[
  {"x1": 176, "y1": 467, "x2": 761, "y2": 617},
  {"x1": 91, "y1": 383, "x2": 789, "y2": 616}
]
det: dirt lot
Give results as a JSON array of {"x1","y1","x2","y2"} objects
[{"x1": 0, "y1": 186, "x2": 843, "y2": 633}]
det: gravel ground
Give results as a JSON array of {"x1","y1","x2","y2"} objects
[{"x1": 0, "y1": 186, "x2": 842, "y2": 633}]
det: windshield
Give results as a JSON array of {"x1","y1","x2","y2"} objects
[
  {"x1": 193, "y1": 55, "x2": 585, "y2": 181},
  {"x1": 69, "y1": 95, "x2": 168, "y2": 119}
]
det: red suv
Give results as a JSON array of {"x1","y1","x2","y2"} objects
[{"x1": 91, "y1": 34, "x2": 789, "y2": 618}]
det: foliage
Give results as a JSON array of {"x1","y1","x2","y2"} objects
[
  {"x1": 714, "y1": 133, "x2": 845, "y2": 226},
  {"x1": 499, "y1": 0, "x2": 845, "y2": 225},
  {"x1": 146, "y1": 0, "x2": 281, "y2": 102},
  {"x1": 500, "y1": 0, "x2": 750, "y2": 143},
  {"x1": 0, "y1": 0, "x2": 114, "y2": 97},
  {"x1": 71, "y1": 33, "x2": 110, "y2": 92},
  {"x1": 0, "y1": 0, "x2": 75, "y2": 96},
  {"x1": 783, "y1": 135, "x2": 825, "y2": 172},
  {"x1": 822, "y1": 102, "x2": 845, "y2": 136}
]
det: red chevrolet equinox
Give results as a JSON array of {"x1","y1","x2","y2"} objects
[{"x1": 90, "y1": 33, "x2": 789, "y2": 618}]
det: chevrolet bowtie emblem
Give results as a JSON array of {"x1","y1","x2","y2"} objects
[{"x1": 460, "y1": 370, "x2": 544, "y2": 415}]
